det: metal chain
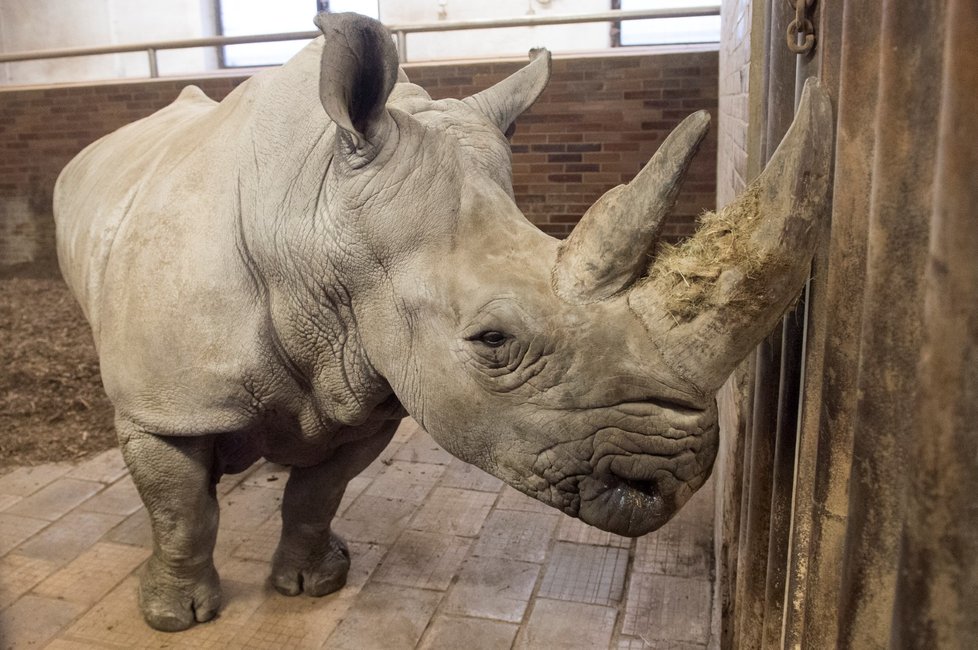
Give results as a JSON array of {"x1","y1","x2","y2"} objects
[{"x1": 786, "y1": 0, "x2": 816, "y2": 54}]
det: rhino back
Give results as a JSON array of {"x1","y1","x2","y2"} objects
[
  {"x1": 52, "y1": 78, "x2": 286, "y2": 435},
  {"x1": 54, "y1": 84, "x2": 221, "y2": 329}
]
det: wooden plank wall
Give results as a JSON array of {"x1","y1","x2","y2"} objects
[{"x1": 715, "y1": 0, "x2": 978, "y2": 647}]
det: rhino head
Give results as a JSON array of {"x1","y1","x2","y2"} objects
[{"x1": 313, "y1": 14, "x2": 832, "y2": 536}]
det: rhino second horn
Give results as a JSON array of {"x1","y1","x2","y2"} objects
[
  {"x1": 552, "y1": 110, "x2": 711, "y2": 304},
  {"x1": 627, "y1": 77, "x2": 833, "y2": 393}
]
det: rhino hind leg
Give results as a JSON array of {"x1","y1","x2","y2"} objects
[{"x1": 118, "y1": 423, "x2": 222, "y2": 632}]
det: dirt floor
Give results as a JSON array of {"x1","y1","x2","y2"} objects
[{"x1": 0, "y1": 277, "x2": 115, "y2": 469}]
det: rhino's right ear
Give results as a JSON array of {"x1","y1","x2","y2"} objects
[
  {"x1": 463, "y1": 48, "x2": 552, "y2": 135},
  {"x1": 314, "y1": 12, "x2": 399, "y2": 165}
]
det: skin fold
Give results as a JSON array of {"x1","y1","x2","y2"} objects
[{"x1": 53, "y1": 12, "x2": 831, "y2": 632}]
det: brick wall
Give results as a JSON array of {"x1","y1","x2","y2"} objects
[
  {"x1": 717, "y1": 0, "x2": 754, "y2": 207},
  {"x1": 0, "y1": 49, "x2": 717, "y2": 273}
]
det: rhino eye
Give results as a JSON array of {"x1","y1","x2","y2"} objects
[{"x1": 477, "y1": 331, "x2": 508, "y2": 347}]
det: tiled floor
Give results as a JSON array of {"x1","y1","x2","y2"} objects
[{"x1": 0, "y1": 419, "x2": 715, "y2": 649}]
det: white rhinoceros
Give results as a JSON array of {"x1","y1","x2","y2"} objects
[{"x1": 53, "y1": 12, "x2": 831, "y2": 632}]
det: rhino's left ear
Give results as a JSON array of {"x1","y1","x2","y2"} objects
[
  {"x1": 463, "y1": 48, "x2": 551, "y2": 134},
  {"x1": 314, "y1": 12, "x2": 400, "y2": 165}
]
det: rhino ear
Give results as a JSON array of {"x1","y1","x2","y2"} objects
[
  {"x1": 463, "y1": 48, "x2": 551, "y2": 134},
  {"x1": 314, "y1": 12, "x2": 399, "y2": 163}
]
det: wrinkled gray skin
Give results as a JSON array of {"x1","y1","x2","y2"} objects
[{"x1": 53, "y1": 13, "x2": 831, "y2": 632}]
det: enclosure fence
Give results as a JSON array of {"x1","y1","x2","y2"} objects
[{"x1": 0, "y1": 7, "x2": 721, "y2": 78}]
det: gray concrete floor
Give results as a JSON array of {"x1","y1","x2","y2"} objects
[{"x1": 0, "y1": 419, "x2": 714, "y2": 649}]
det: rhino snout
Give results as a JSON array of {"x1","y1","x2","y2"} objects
[{"x1": 516, "y1": 400, "x2": 718, "y2": 537}]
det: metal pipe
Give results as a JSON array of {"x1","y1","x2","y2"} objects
[
  {"x1": 147, "y1": 48, "x2": 158, "y2": 78},
  {"x1": 0, "y1": 7, "x2": 719, "y2": 65},
  {"x1": 384, "y1": 7, "x2": 721, "y2": 34},
  {"x1": 395, "y1": 30, "x2": 407, "y2": 64}
]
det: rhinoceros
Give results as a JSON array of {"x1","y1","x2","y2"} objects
[{"x1": 53, "y1": 12, "x2": 831, "y2": 632}]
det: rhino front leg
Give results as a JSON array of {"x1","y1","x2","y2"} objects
[
  {"x1": 270, "y1": 462, "x2": 351, "y2": 597},
  {"x1": 118, "y1": 422, "x2": 221, "y2": 632},
  {"x1": 270, "y1": 422, "x2": 398, "y2": 597}
]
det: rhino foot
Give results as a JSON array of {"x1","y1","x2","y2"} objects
[
  {"x1": 138, "y1": 557, "x2": 222, "y2": 632},
  {"x1": 270, "y1": 531, "x2": 350, "y2": 597}
]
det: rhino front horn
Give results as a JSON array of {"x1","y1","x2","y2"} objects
[
  {"x1": 553, "y1": 110, "x2": 711, "y2": 304},
  {"x1": 628, "y1": 77, "x2": 834, "y2": 393}
]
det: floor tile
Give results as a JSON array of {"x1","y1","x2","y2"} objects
[
  {"x1": 418, "y1": 615, "x2": 519, "y2": 650},
  {"x1": 104, "y1": 507, "x2": 152, "y2": 549},
  {"x1": 364, "y1": 460, "x2": 445, "y2": 505},
  {"x1": 336, "y1": 475, "x2": 371, "y2": 517},
  {"x1": 0, "y1": 553, "x2": 59, "y2": 609},
  {"x1": 227, "y1": 588, "x2": 356, "y2": 649},
  {"x1": 471, "y1": 509, "x2": 559, "y2": 563},
  {"x1": 67, "y1": 449, "x2": 128, "y2": 484},
  {"x1": 495, "y1": 484, "x2": 561, "y2": 514},
  {"x1": 558, "y1": 515, "x2": 634, "y2": 549},
  {"x1": 63, "y1": 574, "x2": 263, "y2": 649},
  {"x1": 0, "y1": 512, "x2": 49, "y2": 556},
  {"x1": 515, "y1": 599, "x2": 618, "y2": 649},
  {"x1": 0, "y1": 463, "x2": 72, "y2": 497},
  {"x1": 334, "y1": 495, "x2": 418, "y2": 545},
  {"x1": 438, "y1": 458, "x2": 504, "y2": 493},
  {"x1": 632, "y1": 487, "x2": 713, "y2": 579},
  {"x1": 537, "y1": 542, "x2": 629, "y2": 606},
  {"x1": 33, "y1": 541, "x2": 150, "y2": 606},
  {"x1": 441, "y1": 555, "x2": 541, "y2": 622},
  {"x1": 219, "y1": 484, "x2": 282, "y2": 532},
  {"x1": 75, "y1": 475, "x2": 143, "y2": 516},
  {"x1": 393, "y1": 429, "x2": 454, "y2": 465},
  {"x1": 230, "y1": 511, "x2": 281, "y2": 563},
  {"x1": 407, "y1": 486, "x2": 496, "y2": 537},
  {"x1": 241, "y1": 461, "x2": 289, "y2": 490},
  {"x1": 0, "y1": 594, "x2": 84, "y2": 649},
  {"x1": 620, "y1": 573, "x2": 712, "y2": 644},
  {"x1": 371, "y1": 529, "x2": 470, "y2": 591},
  {"x1": 16, "y1": 511, "x2": 124, "y2": 565},
  {"x1": 616, "y1": 637, "x2": 708, "y2": 650},
  {"x1": 324, "y1": 582, "x2": 442, "y2": 650},
  {"x1": 4, "y1": 478, "x2": 101, "y2": 521}
]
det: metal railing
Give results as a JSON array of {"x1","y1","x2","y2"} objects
[{"x1": 0, "y1": 7, "x2": 719, "y2": 78}]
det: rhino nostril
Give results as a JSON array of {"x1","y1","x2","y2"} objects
[{"x1": 621, "y1": 476, "x2": 660, "y2": 500}]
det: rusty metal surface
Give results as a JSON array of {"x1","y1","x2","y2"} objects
[
  {"x1": 889, "y1": 1, "x2": 978, "y2": 647},
  {"x1": 835, "y1": 0, "x2": 945, "y2": 646},
  {"x1": 731, "y1": 335, "x2": 781, "y2": 650},
  {"x1": 779, "y1": 0, "x2": 843, "y2": 645},
  {"x1": 796, "y1": 1, "x2": 882, "y2": 647},
  {"x1": 716, "y1": 1, "x2": 977, "y2": 648}
]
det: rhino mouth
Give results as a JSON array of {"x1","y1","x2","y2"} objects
[
  {"x1": 576, "y1": 464, "x2": 683, "y2": 537},
  {"x1": 566, "y1": 404, "x2": 718, "y2": 537}
]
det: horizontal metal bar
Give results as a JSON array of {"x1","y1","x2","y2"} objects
[
  {"x1": 0, "y1": 30, "x2": 320, "y2": 64},
  {"x1": 385, "y1": 7, "x2": 721, "y2": 34},
  {"x1": 0, "y1": 7, "x2": 719, "y2": 65}
]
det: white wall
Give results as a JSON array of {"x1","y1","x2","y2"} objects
[
  {"x1": 0, "y1": 0, "x2": 217, "y2": 85},
  {"x1": 0, "y1": 0, "x2": 719, "y2": 85},
  {"x1": 380, "y1": 0, "x2": 612, "y2": 60}
]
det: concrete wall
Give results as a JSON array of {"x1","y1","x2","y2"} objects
[
  {"x1": 0, "y1": 49, "x2": 718, "y2": 273},
  {"x1": 0, "y1": 0, "x2": 218, "y2": 85}
]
